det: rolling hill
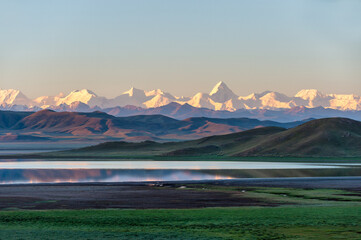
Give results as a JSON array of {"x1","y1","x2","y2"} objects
[
  {"x1": 51, "y1": 118, "x2": 361, "y2": 158},
  {"x1": 232, "y1": 117, "x2": 361, "y2": 157},
  {"x1": 0, "y1": 110, "x2": 32, "y2": 129},
  {"x1": 0, "y1": 109, "x2": 307, "y2": 142}
]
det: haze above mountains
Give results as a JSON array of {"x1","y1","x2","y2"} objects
[{"x1": 2, "y1": 82, "x2": 361, "y2": 112}]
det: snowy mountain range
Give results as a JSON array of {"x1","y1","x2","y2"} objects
[{"x1": 1, "y1": 82, "x2": 361, "y2": 112}]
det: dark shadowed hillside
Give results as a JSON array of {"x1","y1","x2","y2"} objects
[
  {"x1": 0, "y1": 110, "x2": 31, "y2": 129},
  {"x1": 0, "y1": 109, "x2": 307, "y2": 141},
  {"x1": 49, "y1": 118, "x2": 361, "y2": 158},
  {"x1": 233, "y1": 118, "x2": 361, "y2": 157}
]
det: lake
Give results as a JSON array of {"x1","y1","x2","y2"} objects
[
  {"x1": 0, "y1": 142, "x2": 94, "y2": 155},
  {"x1": 0, "y1": 160, "x2": 361, "y2": 184}
]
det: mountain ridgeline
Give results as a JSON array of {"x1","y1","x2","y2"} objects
[
  {"x1": 2, "y1": 82, "x2": 361, "y2": 114},
  {"x1": 58, "y1": 118, "x2": 361, "y2": 158},
  {"x1": 0, "y1": 109, "x2": 308, "y2": 142}
]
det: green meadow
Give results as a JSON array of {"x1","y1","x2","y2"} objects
[
  {"x1": 1, "y1": 186, "x2": 361, "y2": 240},
  {"x1": 0, "y1": 206, "x2": 360, "y2": 240}
]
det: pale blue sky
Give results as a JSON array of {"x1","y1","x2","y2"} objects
[{"x1": 1, "y1": 0, "x2": 361, "y2": 98}]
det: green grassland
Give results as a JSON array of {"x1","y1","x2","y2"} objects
[
  {"x1": 1, "y1": 186, "x2": 361, "y2": 239},
  {"x1": 176, "y1": 185, "x2": 361, "y2": 206},
  {"x1": 1, "y1": 206, "x2": 360, "y2": 239}
]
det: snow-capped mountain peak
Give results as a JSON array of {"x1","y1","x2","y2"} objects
[
  {"x1": 145, "y1": 89, "x2": 164, "y2": 97},
  {"x1": 1, "y1": 82, "x2": 361, "y2": 112},
  {"x1": 123, "y1": 87, "x2": 145, "y2": 97},
  {"x1": 56, "y1": 89, "x2": 98, "y2": 106},
  {"x1": 0, "y1": 88, "x2": 30, "y2": 105},
  {"x1": 209, "y1": 81, "x2": 238, "y2": 102},
  {"x1": 295, "y1": 89, "x2": 325, "y2": 100},
  {"x1": 209, "y1": 81, "x2": 226, "y2": 95},
  {"x1": 294, "y1": 89, "x2": 331, "y2": 108}
]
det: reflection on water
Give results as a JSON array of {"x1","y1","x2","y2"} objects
[
  {"x1": 0, "y1": 169, "x2": 233, "y2": 184},
  {"x1": 1, "y1": 160, "x2": 361, "y2": 184},
  {"x1": 1, "y1": 168, "x2": 361, "y2": 184}
]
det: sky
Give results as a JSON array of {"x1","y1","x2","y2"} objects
[{"x1": 0, "y1": 0, "x2": 361, "y2": 98}]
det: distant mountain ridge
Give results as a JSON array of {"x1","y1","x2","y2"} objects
[
  {"x1": 1, "y1": 82, "x2": 361, "y2": 112},
  {"x1": 102, "y1": 103, "x2": 361, "y2": 122},
  {"x1": 47, "y1": 118, "x2": 361, "y2": 158},
  {"x1": 0, "y1": 109, "x2": 308, "y2": 142}
]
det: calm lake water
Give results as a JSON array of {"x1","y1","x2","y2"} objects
[
  {"x1": 0, "y1": 143, "x2": 94, "y2": 155},
  {"x1": 0, "y1": 160, "x2": 361, "y2": 184}
]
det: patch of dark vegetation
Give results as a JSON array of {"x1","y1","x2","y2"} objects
[{"x1": 0, "y1": 184, "x2": 278, "y2": 210}]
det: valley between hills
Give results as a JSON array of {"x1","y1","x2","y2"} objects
[
  {"x1": 0, "y1": 109, "x2": 308, "y2": 142},
  {"x1": 5, "y1": 117, "x2": 361, "y2": 161}
]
